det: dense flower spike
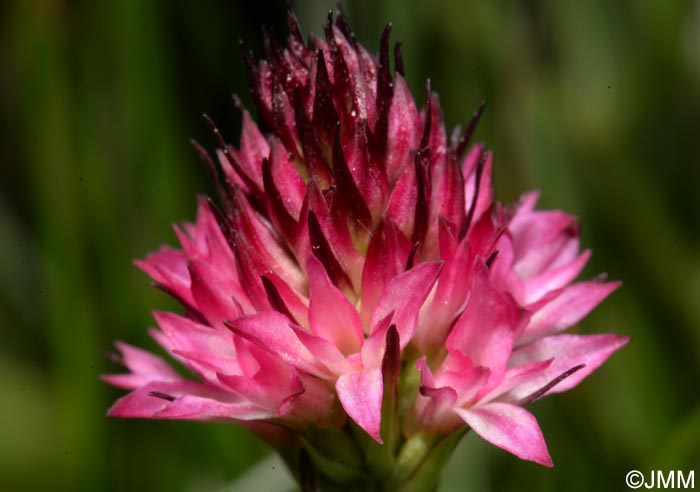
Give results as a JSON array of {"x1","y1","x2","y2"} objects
[{"x1": 105, "y1": 9, "x2": 627, "y2": 489}]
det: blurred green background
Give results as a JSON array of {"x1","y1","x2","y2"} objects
[{"x1": 1, "y1": 0, "x2": 698, "y2": 491}]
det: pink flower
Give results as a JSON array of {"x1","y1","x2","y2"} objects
[{"x1": 105, "y1": 8, "x2": 627, "y2": 483}]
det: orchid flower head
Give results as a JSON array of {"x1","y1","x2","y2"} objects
[{"x1": 104, "y1": 7, "x2": 628, "y2": 488}]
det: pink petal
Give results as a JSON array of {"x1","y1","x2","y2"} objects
[
  {"x1": 134, "y1": 247, "x2": 193, "y2": 307},
  {"x1": 195, "y1": 197, "x2": 239, "y2": 271},
  {"x1": 386, "y1": 156, "x2": 418, "y2": 239},
  {"x1": 462, "y1": 145, "x2": 493, "y2": 223},
  {"x1": 188, "y1": 259, "x2": 249, "y2": 327},
  {"x1": 446, "y1": 262, "x2": 520, "y2": 391},
  {"x1": 283, "y1": 372, "x2": 340, "y2": 425},
  {"x1": 307, "y1": 255, "x2": 363, "y2": 355},
  {"x1": 169, "y1": 349, "x2": 240, "y2": 387},
  {"x1": 336, "y1": 367, "x2": 383, "y2": 443},
  {"x1": 480, "y1": 359, "x2": 553, "y2": 403},
  {"x1": 355, "y1": 43, "x2": 378, "y2": 102},
  {"x1": 304, "y1": 183, "x2": 363, "y2": 292},
  {"x1": 152, "y1": 312, "x2": 239, "y2": 382},
  {"x1": 154, "y1": 312, "x2": 233, "y2": 357},
  {"x1": 437, "y1": 216, "x2": 459, "y2": 260},
  {"x1": 102, "y1": 342, "x2": 180, "y2": 390},
  {"x1": 360, "y1": 313, "x2": 395, "y2": 369},
  {"x1": 414, "y1": 227, "x2": 472, "y2": 351},
  {"x1": 465, "y1": 203, "x2": 500, "y2": 256},
  {"x1": 370, "y1": 261, "x2": 443, "y2": 347},
  {"x1": 269, "y1": 137, "x2": 305, "y2": 218},
  {"x1": 225, "y1": 312, "x2": 331, "y2": 378},
  {"x1": 505, "y1": 334, "x2": 630, "y2": 401},
  {"x1": 343, "y1": 119, "x2": 390, "y2": 219},
  {"x1": 260, "y1": 272, "x2": 309, "y2": 329},
  {"x1": 455, "y1": 403, "x2": 553, "y2": 467},
  {"x1": 414, "y1": 357, "x2": 458, "y2": 432},
  {"x1": 386, "y1": 74, "x2": 421, "y2": 182},
  {"x1": 509, "y1": 206, "x2": 573, "y2": 254},
  {"x1": 230, "y1": 235, "x2": 276, "y2": 313},
  {"x1": 237, "y1": 110, "x2": 269, "y2": 192},
  {"x1": 154, "y1": 394, "x2": 274, "y2": 421},
  {"x1": 290, "y1": 325, "x2": 351, "y2": 376},
  {"x1": 262, "y1": 156, "x2": 299, "y2": 246},
  {"x1": 217, "y1": 343, "x2": 297, "y2": 410},
  {"x1": 231, "y1": 189, "x2": 305, "y2": 292},
  {"x1": 435, "y1": 350, "x2": 490, "y2": 407},
  {"x1": 427, "y1": 160, "x2": 465, "y2": 257},
  {"x1": 271, "y1": 78, "x2": 300, "y2": 159},
  {"x1": 107, "y1": 381, "x2": 264, "y2": 421},
  {"x1": 522, "y1": 250, "x2": 591, "y2": 305},
  {"x1": 425, "y1": 93, "x2": 447, "y2": 180},
  {"x1": 523, "y1": 280, "x2": 621, "y2": 339},
  {"x1": 509, "y1": 205, "x2": 579, "y2": 280},
  {"x1": 108, "y1": 381, "x2": 200, "y2": 417},
  {"x1": 360, "y1": 218, "x2": 412, "y2": 330}
]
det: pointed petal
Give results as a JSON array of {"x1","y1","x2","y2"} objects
[
  {"x1": 107, "y1": 381, "x2": 268, "y2": 422},
  {"x1": 194, "y1": 196, "x2": 239, "y2": 271},
  {"x1": 360, "y1": 218, "x2": 412, "y2": 330},
  {"x1": 427, "y1": 155, "x2": 465, "y2": 255},
  {"x1": 307, "y1": 209, "x2": 356, "y2": 295},
  {"x1": 307, "y1": 255, "x2": 363, "y2": 355},
  {"x1": 522, "y1": 250, "x2": 591, "y2": 305},
  {"x1": 381, "y1": 325, "x2": 401, "y2": 404},
  {"x1": 226, "y1": 312, "x2": 331, "y2": 378},
  {"x1": 294, "y1": 88, "x2": 332, "y2": 187},
  {"x1": 342, "y1": 118, "x2": 389, "y2": 219},
  {"x1": 479, "y1": 359, "x2": 553, "y2": 403},
  {"x1": 332, "y1": 128, "x2": 373, "y2": 231},
  {"x1": 188, "y1": 259, "x2": 248, "y2": 327},
  {"x1": 509, "y1": 205, "x2": 580, "y2": 280},
  {"x1": 462, "y1": 145, "x2": 492, "y2": 226},
  {"x1": 446, "y1": 262, "x2": 520, "y2": 391},
  {"x1": 262, "y1": 156, "x2": 299, "y2": 244},
  {"x1": 425, "y1": 92, "x2": 447, "y2": 171},
  {"x1": 154, "y1": 394, "x2": 274, "y2": 421},
  {"x1": 237, "y1": 110, "x2": 269, "y2": 192},
  {"x1": 414, "y1": 227, "x2": 472, "y2": 351},
  {"x1": 217, "y1": 341, "x2": 298, "y2": 410},
  {"x1": 260, "y1": 272, "x2": 309, "y2": 329},
  {"x1": 134, "y1": 247, "x2": 194, "y2": 307},
  {"x1": 152, "y1": 311, "x2": 239, "y2": 382},
  {"x1": 455, "y1": 403, "x2": 553, "y2": 467},
  {"x1": 506, "y1": 334, "x2": 630, "y2": 401},
  {"x1": 108, "y1": 381, "x2": 201, "y2": 418},
  {"x1": 231, "y1": 188, "x2": 305, "y2": 292},
  {"x1": 370, "y1": 261, "x2": 442, "y2": 346},
  {"x1": 102, "y1": 342, "x2": 180, "y2": 390},
  {"x1": 435, "y1": 349, "x2": 490, "y2": 407},
  {"x1": 372, "y1": 23, "x2": 393, "y2": 159},
  {"x1": 268, "y1": 138, "x2": 305, "y2": 219},
  {"x1": 312, "y1": 49, "x2": 340, "y2": 146},
  {"x1": 524, "y1": 280, "x2": 621, "y2": 339},
  {"x1": 336, "y1": 367, "x2": 383, "y2": 443},
  {"x1": 386, "y1": 155, "x2": 418, "y2": 238},
  {"x1": 290, "y1": 325, "x2": 351, "y2": 376},
  {"x1": 414, "y1": 357, "x2": 459, "y2": 432}
]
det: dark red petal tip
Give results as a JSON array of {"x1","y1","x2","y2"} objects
[
  {"x1": 148, "y1": 391, "x2": 176, "y2": 402},
  {"x1": 456, "y1": 100, "x2": 487, "y2": 157},
  {"x1": 307, "y1": 211, "x2": 354, "y2": 294},
  {"x1": 519, "y1": 364, "x2": 587, "y2": 406}
]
